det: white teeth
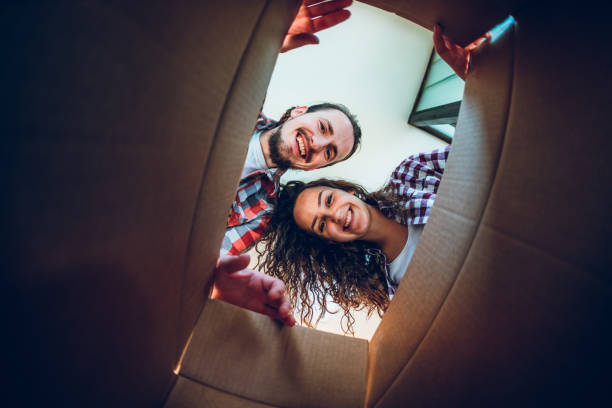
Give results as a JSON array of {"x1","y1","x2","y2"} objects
[
  {"x1": 297, "y1": 135, "x2": 306, "y2": 157},
  {"x1": 344, "y1": 208, "x2": 352, "y2": 228}
]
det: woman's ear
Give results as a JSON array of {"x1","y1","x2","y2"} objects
[{"x1": 290, "y1": 105, "x2": 308, "y2": 118}]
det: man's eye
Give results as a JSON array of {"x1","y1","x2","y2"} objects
[
  {"x1": 320, "y1": 121, "x2": 325, "y2": 132},
  {"x1": 326, "y1": 193, "x2": 333, "y2": 207},
  {"x1": 319, "y1": 219, "x2": 326, "y2": 233},
  {"x1": 325, "y1": 148, "x2": 331, "y2": 160}
]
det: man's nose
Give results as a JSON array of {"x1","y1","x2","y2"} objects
[{"x1": 310, "y1": 134, "x2": 330, "y2": 152}]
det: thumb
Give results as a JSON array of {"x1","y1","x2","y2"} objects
[
  {"x1": 281, "y1": 33, "x2": 320, "y2": 53},
  {"x1": 216, "y1": 254, "x2": 251, "y2": 274}
]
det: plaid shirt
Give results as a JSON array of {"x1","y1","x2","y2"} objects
[
  {"x1": 379, "y1": 145, "x2": 450, "y2": 295},
  {"x1": 380, "y1": 145, "x2": 450, "y2": 225},
  {"x1": 221, "y1": 114, "x2": 285, "y2": 255}
]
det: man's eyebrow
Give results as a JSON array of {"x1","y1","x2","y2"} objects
[
  {"x1": 326, "y1": 119, "x2": 334, "y2": 135},
  {"x1": 311, "y1": 190, "x2": 323, "y2": 231}
]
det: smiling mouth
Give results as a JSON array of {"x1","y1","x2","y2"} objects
[
  {"x1": 296, "y1": 132, "x2": 307, "y2": 159},
  {"x1": 343, "y1": 207, "x2": 352, "y2": 230}
]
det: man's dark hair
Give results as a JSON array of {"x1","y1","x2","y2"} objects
[{"x1": 276, "y1": 102, "x2": 362, "y2": 164}]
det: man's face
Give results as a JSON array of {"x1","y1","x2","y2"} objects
[{"x1": 268, "y1": 108, "x2": 355, "y2": 171}]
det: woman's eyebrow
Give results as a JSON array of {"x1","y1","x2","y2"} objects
[{"x1": 311, "y1": 190, "x2": 324, "y2": 231}]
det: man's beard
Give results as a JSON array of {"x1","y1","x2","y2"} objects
[{"x1": 268, "y1": 126, "x2": 292, "y2": 170}]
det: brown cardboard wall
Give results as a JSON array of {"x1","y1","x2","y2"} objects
[
  {"x1": 5, "y1": 0, "x2": 611, "y2": 407},
  {"x1": 3, "y1": 1, "x2": 298, "y2": 406},
  {"x1": 366, "y1": 2, "x2": 612, "y2": 406},
  {"x1": 177, "y1": 0, "x2": 300, "y2": 366},
  {"x1": 366, "y1": 20, "x2": 515, "y2": 408}
]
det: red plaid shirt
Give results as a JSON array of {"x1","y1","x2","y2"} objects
[{"x1": 221, "y1": 114, "x2": 285, "y2": 255}]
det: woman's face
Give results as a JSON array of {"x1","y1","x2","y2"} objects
[{"x1": 293, "y1": 186, "x2": 372, "y2": 242}]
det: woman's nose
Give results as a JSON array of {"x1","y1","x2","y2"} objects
[
  {"x1": 321, "y1": 207, "x2": 341, "y2": 224},
  {"x1": 331, "y1": 208, "x2": 344, "y2": 224}
]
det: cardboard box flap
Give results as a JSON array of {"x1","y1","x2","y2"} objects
[
  {"x1": 367, "y1": 2, "x2": 612, "y2": 406},
  {"x1": 166, "y1": 377, "x2": 278, "y2": 408},
  {"x1": 4, "y1": 0, "x2": 299, "y2": 406},
  {"x1": 178, "y1": 0, "x2": 300, "y2": 364},
  {"x1": 366, "y1": 21, "x2": 515, "y2": 407},
  {"x1": 360, "y1": 0, "x2": 527, "y2": 46},
  {"x1": 180, "y1": 300, "x2": 368, "y2": 408}
]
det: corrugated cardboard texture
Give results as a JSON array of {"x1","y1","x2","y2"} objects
[
  {"x1": 180, "y1": 300, "x2": 368, "y2": 408},
  {"x1": 178, "y1": 0, "x2": 300, "y2": 366},
  {"x1": 3, "y1": 1, "x2": 297, "y2": 406},
  {"x1": 367, "y1": 2, "x2": 612, "y2": 407},
  {"x1": 366, "y1": 20, "x2": 515, "y2": 408},
  {"x1": 5, "y1": 0, "x2": 611, "y2": 406},
  {"x1": 166, "y1": 376, "x2": 278, "y2": 408},
  {"x1": 360, "y1": 0, "x2": 527, "y2": 46}
]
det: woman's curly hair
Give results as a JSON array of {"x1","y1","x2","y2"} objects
[{"x1": 255, "y1": 178, "x2": 407, "y2": 335}]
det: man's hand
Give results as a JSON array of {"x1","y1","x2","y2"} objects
[
  {"x1": 433, "y1": 24, "x2": 490, "y2": 80},
  {"x1": 211, "y1": 254, "x2": 296, "y2": 326},
  {"x1": 280, "y1": 0, "x2": 352, "y2": 53}
]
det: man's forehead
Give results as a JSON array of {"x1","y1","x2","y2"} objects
[{"x1": 312, "y1": 108, "x2": 350, "y2": 124}]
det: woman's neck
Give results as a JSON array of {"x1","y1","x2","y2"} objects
[{"x1": 364, "y1": 205, "x2": 408, "y2": 262}]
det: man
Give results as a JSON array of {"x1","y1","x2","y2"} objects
[
  {"x1": 221, "y1": 102, "x2": 361, "y2": 256},
  {"x1": 212, "y1": 0, "x2": 357, "y2": 327}
]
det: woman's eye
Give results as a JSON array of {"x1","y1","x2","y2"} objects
[
  {"x1": 319, "y1": 220, "x2": 326, "y2": 233},
  {"x1": 326, "y1": 193, "x2": 333, "y2": 206}
]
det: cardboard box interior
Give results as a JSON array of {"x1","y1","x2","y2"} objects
[{"x1": 4, "y1": 0, "x2": 610, "y2": 407}]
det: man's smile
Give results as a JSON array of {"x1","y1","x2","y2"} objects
[{"x1": 295, "y1": 130, "x2": 309, "y2": 161}]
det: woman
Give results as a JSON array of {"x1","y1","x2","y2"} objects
[{"x1": 256, "y1": 146, "x2": 450, "y2": 333}]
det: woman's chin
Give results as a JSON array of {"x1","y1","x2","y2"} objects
[
  {"x1": 338, "y1": 231, "x2": 363, "y2": 243},
  {"x1": 350, "y1": 220, "x2": 368, "y2": 238}
]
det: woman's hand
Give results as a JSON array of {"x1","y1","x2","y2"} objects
[
  {"x1": 433, "y1": 24, "x2": 490, "y2": 80},
  {"x1": 280, "y1": 0, "x2": 352, "y2": 53}
]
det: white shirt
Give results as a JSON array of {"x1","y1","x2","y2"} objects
[
  {"x1": 241, "y1": 130, "x2": 269, "y2": 179},
  {"x1": 387, "y1": 224, "x2": 425, "y2": 287}
]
